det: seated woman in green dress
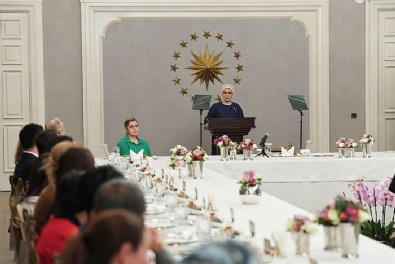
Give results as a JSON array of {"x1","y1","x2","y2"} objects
[{"x1": 116, "y1": 117, "x2": 151, "y2": 156}]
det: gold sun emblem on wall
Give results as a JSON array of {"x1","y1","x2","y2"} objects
[
  {"x1": 186, "y1": 45, "x2": 228, "y2": 90},
  {"x1": 170, "y1": 30, "x2": 244, "y2": 99}
]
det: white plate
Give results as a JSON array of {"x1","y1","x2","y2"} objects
[
  {"x1": 146, "y1": 218, "x2": 175, "y2": 229},
  {"x1": 164, "y1": 231, "x2": 198, "y2": 245}
]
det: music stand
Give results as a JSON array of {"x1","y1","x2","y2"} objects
[
  {"x1": 287, "y1": 95, "x2": 308, "y2": 150},
  {"x1": 192, "y1": 95, "x2": 212, "y2": 147}
]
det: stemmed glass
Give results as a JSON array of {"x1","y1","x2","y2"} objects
[{"x1": 113, "y1": 145, "x2": 120, "y2": 154}]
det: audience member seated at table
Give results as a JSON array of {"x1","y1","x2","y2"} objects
[
  {"x1": 24, "y1": 134, "x2": 74, "y2": 200},
  {"x1": 23, "y1": 129, "x2": 58, "y2": 200},
  {"x1": 61, "y1": 209, "x2": 149, "y2": 264},
  {"x1": 34, "y1": 144, "x2": 95, "y2": 233},
  {"x1": 181, "y1": 239, "x2": 259, "y2": 264},
  {"x1": 116, "y1": 117, "x2": 151, "y2": 156},
  {"x1": 92, "y1": 178, "x2": 174, "y2": 264},
  {"x1": 36, "y1": 171, "x2": 88, "y2": 264},
  {"x1": 45, "y1": 117, "x2": 66, "y2": 136},
  {"x1": 13, "y1": 123, "x2": 44, "y2": 185},
  {"x1": 78, "y1": 165, "x2": 124, "y2": 218}
]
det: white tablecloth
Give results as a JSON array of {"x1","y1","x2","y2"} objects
[{"x1": 95, "y1": 155, "x2": 395, "y2": 263}]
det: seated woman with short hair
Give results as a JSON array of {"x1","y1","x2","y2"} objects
[
  {"x1": 61, "y1": 209, "x2": 149, "y2": 264},
  {"x1": 116, "y1": 117, "x2": 151, "y2": 156}
]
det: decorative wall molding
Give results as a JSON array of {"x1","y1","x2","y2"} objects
[
  {"x1": 0, "y1": 0, "x2": 45, "y2": 124},
  {"x1": 366, "y1": 0, "x2": 395, "y2": 150},
  {"x1": 80, "y1": 0, "x2": 330, "y2": 156}
]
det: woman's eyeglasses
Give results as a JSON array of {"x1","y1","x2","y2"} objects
[{"x1": 222, "y1": 92, "x2": 233, "y2": 94}]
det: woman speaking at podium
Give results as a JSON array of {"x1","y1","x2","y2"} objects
[
  {"x1": 204, "y1": 84, "x2": 244, "y2": 128},
  {"x1": 204, "y1": 84, "x2": 244, "y2": 154}
]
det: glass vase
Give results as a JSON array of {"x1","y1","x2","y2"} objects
[
  {"x1": 294, "y1": 232, "x2": 310, "y2": 256},
  {"x1": 323, "y1": 226, "x2": 341, "y2": 251},
  {"x1": 229, "y1": 149, "x2": 237, "y2": 160},
  {"x1": 192, "y1": 160, "x2": 203, "y2": 179},
  {"x1": 349, "y1": 148, "x2": 355, "y2": 157},
  {"x1": 243, "y1": 149, "x2": 254, "y2": 160},
  {"x1": 362, "y1": 143, "x2": 372, "y2": 158},
  {"x1": 338, "y1": 148, "x2": 343, "y2": 158},
  {"x1": 187, "y1": 163, "x2": 193, "y2": 177},
  {"x1": 340, "y1": 223, "x2": 360, "y2": 259},
  {"x1": 219, "y1": 146, "x2": 229, "y2": 161}
]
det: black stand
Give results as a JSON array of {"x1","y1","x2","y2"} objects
[
  {"x1": 199, "y1": 109, "x2": 204, "y2": 147},
  {"x1": 192, "y1": 95, "x2": 212, "y2": 147},
  {"x1": 256, "y1": 133, "x2": 269, "y2": 158},
  {"x1": 287, "y1": 95, "x2": 308, "y2": 151}
]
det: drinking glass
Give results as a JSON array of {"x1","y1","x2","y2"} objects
[{"x1": 113, "y1": 145, "x2": 120, "y2": 154}]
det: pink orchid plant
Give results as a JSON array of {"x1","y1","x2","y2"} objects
[{"x1": 348, "y1": 176, "x2": 395, "y2": 241}]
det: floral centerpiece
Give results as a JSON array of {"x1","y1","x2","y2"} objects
[
  {"x1": 316, "y1": 204, "x2": 340, "y2": 226},
  {"x1": 336, "y1": 137, "x2": 347, "y2": 148},
  {"x1": 348, "y1": 177, "x2": 395, "y2": 242},
  {"x1": 239, "y1": 138, "x2": 257, "y2": 150},
  {"x1": 188, "y1": 146, "x2": 207, "y2": 179},
  {"x1": 287, "y1": 215, "x2": 318, "y2": 255},
  {"x1": 168, "y1": 145, "x2": 188, "y2": 169},
  {"x1": 214, "y1": 135, "x2": 232, "y2": 147},
  {"x1": 335, "y1": 196, "x2": 370, "y2": 223},
  {"x1": 287, "y1": 215, "x2": 318, "y2": 234},
  {"x1": 359, "y1": 133, "x2": 375, "y2": 145},
  {"x1": 359, "y1": 133, "x2": 375, "y2": 158},
  {"x1": 170, "y1": 145, "x2": 188, "y2": 156},
  {"x1": 214, "y1": 135, "x2": 232, "y2": 160},
  {"x1": 334, "y1": 196, "x2": 370, "y2": 258},
  {"x1": 189, "y1": 146, "x2": 207, "y2": 161},
  {"x1": 238, "y1": 170, "x2": 262, "y2": 204},
  {"x1": 239, "y1": 139, "x2": 257, "y2": 160},
  {"x1": 168, "y1": 155, "x2": 184, "y2": 169}
]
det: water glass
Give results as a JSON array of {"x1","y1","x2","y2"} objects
[
  {"x1": 113, "y1": 145, "x2": 120, "y2": 154},
  {"x1": 197, "y1": 216, "x2": 211, "y2": 240}
]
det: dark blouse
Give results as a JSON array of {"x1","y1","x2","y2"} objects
[{"x1": 204, "y1": 102, "x2": 244, "y2": 124}]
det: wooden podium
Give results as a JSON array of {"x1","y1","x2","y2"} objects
[{"x1": 208, "y1": 117, "x2": 256, "y2": 154}]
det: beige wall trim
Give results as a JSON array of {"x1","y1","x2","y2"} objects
[
  {"x1": 366, "y1": 0, "x2": 395, "y2": 150},
  {"x1": 0, "y1": 0, "x2": 45, "y2": 124},
  {"x1": 80, "y1": 0, "x2": 330, "y2": 156}
]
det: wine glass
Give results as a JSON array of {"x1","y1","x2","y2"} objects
[{"x1": 113, "y1": 145, "x2": 120, "y2": 154}]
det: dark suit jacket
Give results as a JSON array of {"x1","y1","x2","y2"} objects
[{"x1": 13, "y1": 152, "x2": 38, "y2": 184}]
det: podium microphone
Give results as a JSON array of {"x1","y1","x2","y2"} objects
[{"x1": 256, "y1": 133, "x2": 269, "y2": 158}]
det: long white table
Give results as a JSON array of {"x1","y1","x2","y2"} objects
[{"x1": 95, "y1": 155, "x2": 395, "y2": 263}]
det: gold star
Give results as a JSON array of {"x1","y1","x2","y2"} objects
[
  {"x1": 190, "y1": 33, "x2": 199, "y2": 41},
  {"x1": 173, "y1": 77, "x2": 181, "y2": 85},
  {"x1": 215, "y1": 95, "x2": 222, "y2": 102},
  {"x1": 170, "y1": 64, "x2": 178, "y2": 72},
  {"x1": 236, "y1": 64, "x2": 244, "y2": 72},
  {"x1": 185, "y1": 45, "x2": 228, "y2": 90},
  {"x1": 233, "y1": 76, "x2": 241, "y2": 85},
  {"x1": 179, "y1": 40, "x2": 188, "y2": 48},
  {"x1": 173, "y1": 52, "x2": 181, "y2": 60},
  {"x1": 234, "y1": 51, "x2": 241, "y2": 60},
  {"x1": 203, "y1": 30, "x2": 211, "y2": 39},
  {"x1": 226, "y1": 41, "x2": 234, "y2": 48},
  {"x1": 191, "y1": 95, "x2": 196, "y2": 101},
  {"x1": 215, "y1": 33, "x2": 223, "y2": 41},
  {"x1": 180, "y1": 87, "x2": 188, "y2": 96}
]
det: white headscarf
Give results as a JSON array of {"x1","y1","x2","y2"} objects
[{"x1": 220, "y1": 84, "x2": 234, "y2": 105}]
